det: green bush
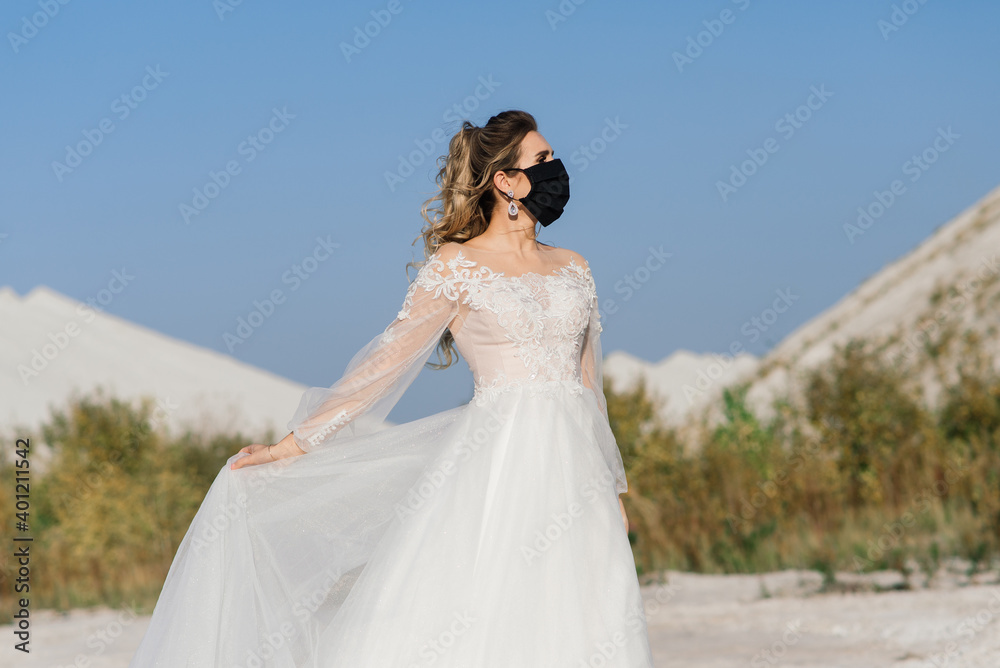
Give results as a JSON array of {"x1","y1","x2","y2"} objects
[
  {"x1": 617, "y1": 335, "x2": 1000, "y2": 579},
  {"x1": 0, "y1": 390, "x2": 248, "y2": 621}
]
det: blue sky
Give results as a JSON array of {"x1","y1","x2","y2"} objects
[{"x1": 3, "y1": 0, "x2": 999, "y2": 425}]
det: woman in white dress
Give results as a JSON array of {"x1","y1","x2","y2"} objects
[{"x1": 129, "y1": 109, "x2": 655, "y2": 667}]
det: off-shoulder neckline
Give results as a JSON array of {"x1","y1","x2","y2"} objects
[
  {"x1": 455, "y1": 240, "x2": 555, "y2": 254},
  {"x1": 431, "y1": 248, "x2": 589, "y2": 282}
]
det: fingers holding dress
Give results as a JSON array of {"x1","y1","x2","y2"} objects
[
  {"x1": 230, "y1": 443, "x2": 278, "y2": 470},
  {"x1": 231, "y1": 436, "x2": 307, "y2": 470}
]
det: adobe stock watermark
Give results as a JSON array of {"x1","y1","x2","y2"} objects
[
  {"x1": 842, "y1": 126, "x2": 958, "y2": 244},
  {"x1": 223, "y1": 235, "x2": 338, "y2": 352},
  {"x1": 302, "y1": 268, "x2": 481, "y2": 449},
  {"x1": 46, "y1": 394, "x2": 180, "y2": 517},
  {"x1": 245, "y1": 564, "x2": 433, "y2": 667},
  {"x1": 405, "y1": 611, "x2": 476, "y2": 668},
  {"x1": 238, "y1": 625, "x2": 297, "y2": 667},
  {"x1": 190, "y1": 491, "x2": 250, "y2": 555},
  {"x1": 192, "y1": 467, "x2": 294, "y2": 555},
  {"x1": 672, "y1": 0, "x2": 752, "y2": 73},
  {"x1": 292, "y1": 566, "x2": 344, "y2": 625},
  {"x1": 385, "y1": 75, "x2": 501, "y2": 192},
  {"x1": 884, "y1": 253, "x2": 999, "y2": 370},
  {"x1": 851, "y1": 457, "x2": 968, "y2": 573},
  {"x1": 231, "y1": 566, "x2": 346, "y2": 667},
  {"x1": 642, "y1": 579, "x2": 682, "y2": 617},
  {"x1": 340, "y1": 0, "x2": 412, "y2": 63},
  {"x1": 569, "y1": 116, "x2": 628, "y2": 173},
  {"x1": 8, "y1": 0, "x2": 72, "y2": 54},
  {"x1": 213, "y1": 0, "x2": 247, "y2": 21},
  {"x1": 566, "y1": 586, "x2": 672, "y2": 665},
  {"x1": 393, "y1": 404, "x2": 510, "y2": 522},
  {"x1": 924, "y1": 589, "x2": 1000, "y2": 668},
  {"x1": 597, "y1": 245, "x2": 673, "y2": 325},
  {"x1": 179, "y1": 106, "x2": 295, "y2": 224},
  {"x1": 750, "y1": 620, "x2": 806, "y2": 667},
  {"x1": 575, "y1": 619, "x2": 638, "y2": 668},
  {"x1": 682, "y1": 287, "x2": 799, "y2": 405},
  {"x1": 54, "y1": 604, "x2": 140, "y2": 668},
  {"x1": 18, "y1": 268, "x2": 135, "y2": 385},
  {"x1": 520, "y1": 466, "x2": 618, "y2": 565},
  {"x1": 193, "y1": 456, "x2": 291, "y2": 555},
  {"x1": 51, "y1": 65, "x2": 169, "y2": 182},
  {"x1": 716, "y1": 84, "x2": 833, "y2": 202},
  {"x1": 878, "y1": 0, "x2": 931, "y2": 40},
  {"x1": 725, "y1": 430, "x2": 827, "y2": 533},
  {"x1": 544, "y1": 0, "x2": 589, "y2": 31}
]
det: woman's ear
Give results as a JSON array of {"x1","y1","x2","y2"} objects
[
  {"x1": 494, "y1": 169, "x2": 523, "y2": 196},
  {"x1": 493, "y1": 169, "x2": 511, "y2": 194}
]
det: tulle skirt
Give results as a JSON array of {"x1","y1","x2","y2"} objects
[{"x1": 128, "y1": 379, "x2": 655, "y2": 667}]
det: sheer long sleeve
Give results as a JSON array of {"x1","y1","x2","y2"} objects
[
  {"x1": 287, "y1": 252, "x2": 459, "y2": 452},
  {"x1": 579, "y1": 261, "x2": 627, "y2": 494},
  {"x1": 580, "y1": 304, "x2": 608, "y2": 421},
  {"x1": 580, "y1": 267, "x2": 608, "y2": 420}
]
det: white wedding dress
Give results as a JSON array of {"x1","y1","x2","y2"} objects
[{"x1": 128, "y1": 242, "x2": 655, "y2": 667}]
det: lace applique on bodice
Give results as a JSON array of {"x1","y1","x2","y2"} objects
[
  {"x1": 395, "y1": 249, "x2": 600, "y2": 405},
  {"x1": 288, "y1": 243, "x2": 618, "y2": 488}
]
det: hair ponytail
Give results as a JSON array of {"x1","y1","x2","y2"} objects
[
  {"x1": 408, "y1": 110, "x2": 538, "y2": 369},
  {"x1": 416, "y1": 110, "x2": 538, "y2": 257}
]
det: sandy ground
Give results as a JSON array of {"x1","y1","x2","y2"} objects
[
  {"x1": 640, "y1": 566, "x2": 1000, "y2": 668},
  {"x1": 2, "y1": 565, "x2": 998, "y2": 667}
]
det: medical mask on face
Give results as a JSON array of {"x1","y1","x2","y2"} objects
[{"x1": 504, "y1": 158, "x2": 570, "y2": 227}]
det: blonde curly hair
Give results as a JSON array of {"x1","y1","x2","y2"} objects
[{"x1": 409, "y1": 109, "x2": 539, "y2": 369}]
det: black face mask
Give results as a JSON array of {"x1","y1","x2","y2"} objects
[{"x1": 505, "y1": 158, "x2": 570, "y2": 227}]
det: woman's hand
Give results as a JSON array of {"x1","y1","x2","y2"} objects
[
  {"x1": 230, "y1": 432, "x2": 306, "y2": 470},
  {"x1": 619, "y1": 496, "x2": 629, "y2": 533}
]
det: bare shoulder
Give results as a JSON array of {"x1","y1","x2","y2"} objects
[
  {"x1": 424, "y1": 241, "x2": 466, "y2": 271},
  {"x1": 406, "y1": 243, "x2": 462, "y2": 285},
  {"x1": 433, "y1": 241, "x2": 464, "y2": 260},
  {"x1": 541, "y1": 243, "x2": 589, "y2": 270}
]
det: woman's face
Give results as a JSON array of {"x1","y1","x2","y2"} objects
[
  {"x1": 515, "y1": 131, "x2": 555, "y2": 170},
  {"x1": 497, "y1": 130, "x2": 554, "y2": 204}
]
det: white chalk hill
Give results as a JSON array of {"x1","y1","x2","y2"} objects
[
  {"x1": 0, "y1": 286, "x2": 307, "y2": 450},
  {"x1": 603, "y1": 348, "x2": 759, "y2": 426},
  {"x1": 604, "y1": 182, "x2": 1000, "y2": 428}
]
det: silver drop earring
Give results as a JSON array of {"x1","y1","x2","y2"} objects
[{"x1": 507, "y1": 190, "x2": 518, "y2": 216}]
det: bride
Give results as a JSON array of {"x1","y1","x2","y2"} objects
[{"x1": 129, "y1": 109, "x2": 655, "y2": 667}]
